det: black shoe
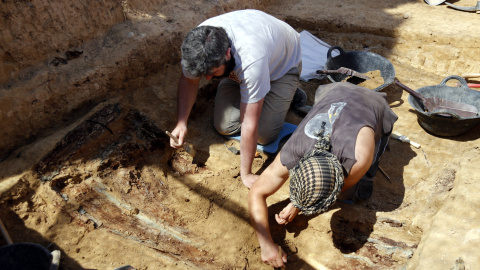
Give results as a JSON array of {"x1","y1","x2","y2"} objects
[
  {"x1": 291, "y1": 88, "x2": 307, "y2": 110},
  {"x1": 295, "y1": 105, "x2": 312, "y2": 116},
  {"x1": 356, "y1": 180, "x2": 373, "y2": 200},
  {"x1": 291, "y1": 88, "x2": 311, "y2": 115}
]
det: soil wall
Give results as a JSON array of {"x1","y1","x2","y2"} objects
[
  {"x1": 0, "y1": 0, "x2": 124, "y2": 84},
  {"x1": 0, "y1": 0, "x2": 275, "y2": 157}
]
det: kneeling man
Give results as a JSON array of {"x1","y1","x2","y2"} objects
[{"x1": 248, "y1": 82, "x2": 398, "y2": 268}]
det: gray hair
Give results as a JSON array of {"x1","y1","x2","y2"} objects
[{"x1": 181, "y1": 26, "x2": 230, "y2": 77}]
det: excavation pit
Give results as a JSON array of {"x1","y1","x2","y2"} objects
[{"x1": 1, "y1": 1, "x2": 480, "y2": 269}]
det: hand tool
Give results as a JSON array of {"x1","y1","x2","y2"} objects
[
  {"x1": 378, "y1": 165, "x2": 391, "y2": 181},
  {"x1": 214, "y1": 131, "x2": 239, "y2": 155},
  {"x1": 390, "y1": 131, "x2": 421, "y2": 148},
  {"x1": 166, "y1": 131, "x2": 196, "y2": 157},
  {"x1": 317, "y1": 67, "x2": 371, "y2": 80},
  {"x1": 462, "y1": 73, "x2": 480, "y2": 79},
  {"x1": 395, "y1": 79, "x2": 478, "y2": 118}
]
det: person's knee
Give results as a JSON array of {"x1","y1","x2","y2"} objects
[
  {"x1": 257, "y1": 135, "x2": 274, "y2": 145},
  {"x1": 213, "y1": 119, "x2": 225, "y2": 134},
  {"x1": 213, "y1": 120, "x2": 229, "y2": 135},
  {"x1": 257, "y1": 129, "x2": 280, "y2": 145},
  {"x1": 213, "y1": 117, "x2": 230, "y2": 135},
  {"x1": 213, "y1": 114, "x2": 241, "y2": 136},
  {"x1": 214, "y1": 80, "x2": 241, "y2": 136}
]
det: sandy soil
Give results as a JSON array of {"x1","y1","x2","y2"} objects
[{"x1": 1, "y1": 0, "x2": 480, "y2": 269}]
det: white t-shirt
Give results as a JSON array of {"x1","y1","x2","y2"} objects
[{"x1": 188, "y1": 9, "x2": 301, "y2": 103}]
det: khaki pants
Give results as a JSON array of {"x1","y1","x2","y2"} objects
[{"x1": 214, "y1": 69, "x2": 300, "y2": 145}]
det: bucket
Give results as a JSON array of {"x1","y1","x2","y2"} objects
[
  {"x1": 408, "y1": 75, "x2": 480, "y2": 136},
  {"x1": 0, "y1": 242, "x2": 53, "y2": 270},
  {"x1": 325, "y1": 45, "x2": 395, "y2": 92}
]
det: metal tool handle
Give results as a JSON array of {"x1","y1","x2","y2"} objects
[
  {"x1": 317, "y1": 69, "x2": 342, "y2": 75},
  {"x1": 394, "y1": 79, "x2": 427, "y2": 103},
  {"x1": 462, "y1": 73, "x2": 480, "y2": 79},
  {"x1": 390, "y1": 131, "x2": 421, "y2": 148}
]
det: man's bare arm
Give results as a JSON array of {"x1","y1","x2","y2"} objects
[
  {"x1": 342, "y1": 126, "x2": 375, "y2": 191},
  {"x1": 239, "y1": 98, "x2": 264, "y2": 188},
  {"x1": 248, "y1": 153, "x2": 289, "y2": 268},
  {"x1": 171, "y1": 74, "x2": 200, "y2": 147}
]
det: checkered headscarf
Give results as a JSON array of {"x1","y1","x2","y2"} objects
[{"x1": 289, "y1": 123, "x2": 344, "y2": 215}]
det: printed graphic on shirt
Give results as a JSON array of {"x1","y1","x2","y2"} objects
[{"x1": 304, "y1": 102, "x2": 346, "y2": 139}]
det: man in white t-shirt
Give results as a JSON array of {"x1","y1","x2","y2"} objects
[{"x1": 168, "y1": 9, "x2": 303, "y2": 188}]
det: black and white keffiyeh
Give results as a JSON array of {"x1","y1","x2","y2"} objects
[{"x1": 289, "y1": 122, "x2": 344, "y2": 215}]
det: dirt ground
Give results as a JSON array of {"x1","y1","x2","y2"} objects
[{"x1": 1, "y1": 0, "x2": 480, "y2": 269}]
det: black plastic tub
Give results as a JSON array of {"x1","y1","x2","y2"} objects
[
  {"x1": 325, "y1": 45, "x2": 395, "y2": 92},
  {"x1": 0, "y1": 242, "x2": 52, "y2": 270},
  {"x1": 408, "y1": 75, "x2": 480, "y2": 137}
]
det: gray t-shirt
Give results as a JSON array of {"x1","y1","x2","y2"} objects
[
  {"x1": 193, "y1": 9, "x2": 302, "y2": 103},
  {"x1": 280, "y1": 82, "x2": 398, "y2": 175}
]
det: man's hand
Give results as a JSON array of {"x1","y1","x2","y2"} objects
[
  {"x1": 170, "y1": 126, "x2": 187, "y2": 149},
  {"x1": 275, "y1": 203, "x2": 300, "y2": 225},
  {"x1": 261, "y1": 242, "x2": 287, "y2": 269},
  {"x1": 241, "y1": 173, "x2": 259, "y2": 189}
]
